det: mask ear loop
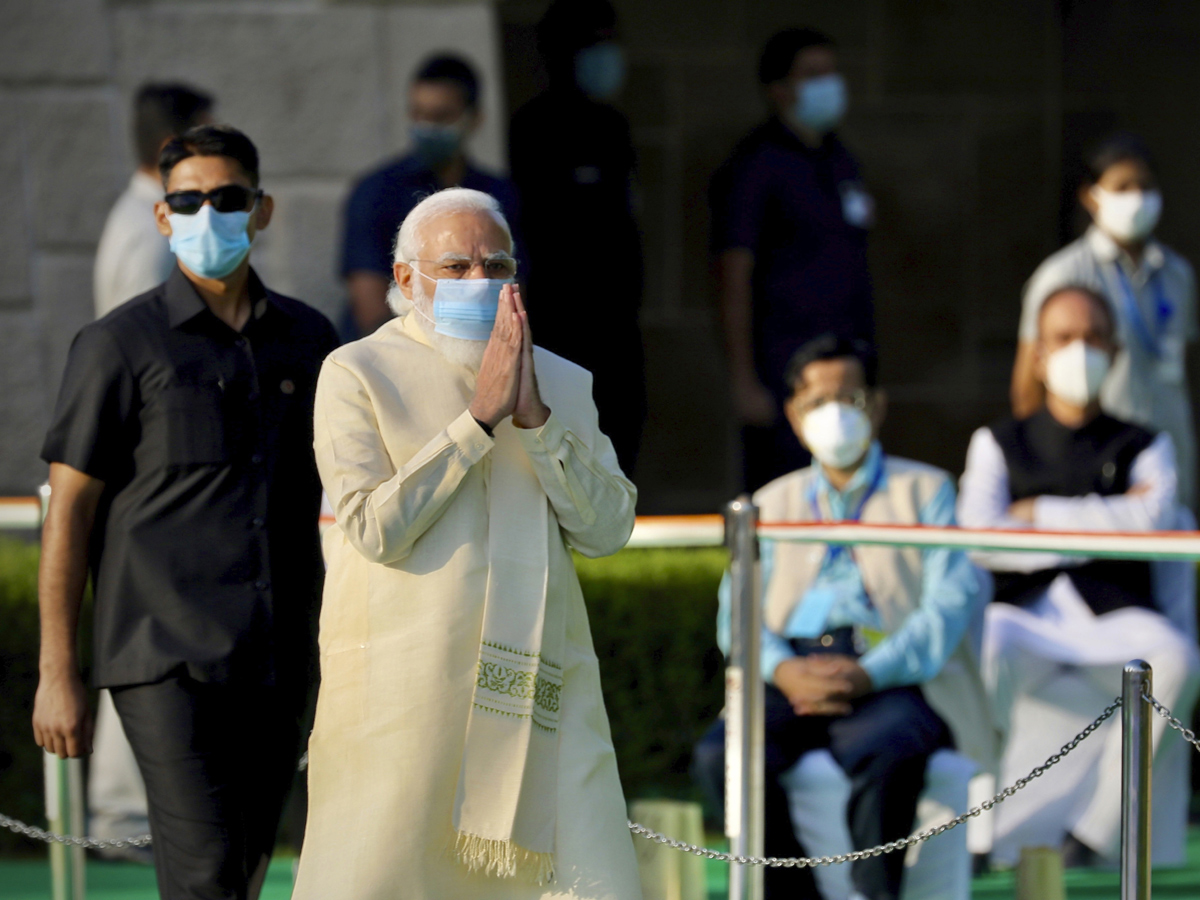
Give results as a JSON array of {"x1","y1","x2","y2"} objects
[{"x1": 405, "y1": 265, "x2": 440, "y2": 327}]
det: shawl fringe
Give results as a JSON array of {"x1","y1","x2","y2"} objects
[{"x1": 453, "y1": 831, "x2": 556, "y2": 885}]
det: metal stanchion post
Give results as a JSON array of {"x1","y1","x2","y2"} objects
[
  {"x1": 1121, "y1": 660, "x2": 1152, "y2": 900},
  {"x1": 724, "y1": 497, "x2": 763, "y2": 900},
  {"x1": 44, "y1": 753, "x2": 86, "y2": 900}
]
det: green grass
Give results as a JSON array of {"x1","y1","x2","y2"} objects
[
  {"x1": 3, "y1": 831, "x2": 1199, "y2": 900},
  {"x1": 698, "y1": 829, "x2": 1200, "y2": 899},
  {"x1": 0, "y1": 856, "x2": 296, "y2": 900}
]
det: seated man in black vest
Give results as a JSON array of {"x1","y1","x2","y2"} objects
[{"x1": 959, "y1": 284, "x2": 1200, "y2": 868}]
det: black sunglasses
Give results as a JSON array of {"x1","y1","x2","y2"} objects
[{"x1": 164, "y1": 185, "x2": 263, "y2": 215}]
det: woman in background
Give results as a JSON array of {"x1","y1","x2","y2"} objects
[{"x1": 1009, "y1": 134, "x2": 1197, "y2": 510}]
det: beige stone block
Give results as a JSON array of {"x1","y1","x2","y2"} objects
[
  {"x1": 628, "y1": 799, "x2": 706, "y2": 900},
  {"x1": 251, "y1": 180, "x2": 349, "y2": 325},
  {"x1": 382, "y1": 3, "x2": 508, "y2": 173},
  {"x1": 20, "y1": 91, "x2": 124, "y2": 247},
  {"x1": 0, "y1": 97, "x2": 34, "y2": 307},
  {"x1": 0, "y1": 0, "x2": 111, "y2": 83},
  {"x1": 0, "y1": 311, "x2": 51, "y2": 493},
  {"x1": 112, "y1": 7, "x2": 388, "y2": 178}
]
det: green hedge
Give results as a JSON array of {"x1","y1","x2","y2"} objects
[
  {"x1": 0, "y1": 538, "x2": 47, "y2": 855},
  {"x1": 575, "y1": 547, "x2": 728, "y2": 801},
  {"x1": 0, "y1": 541, "x2": 727, "y2": 855}
]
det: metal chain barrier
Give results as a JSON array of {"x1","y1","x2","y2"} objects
[
  {"x1": 1146, "y1": 687, "x2": 1200, "y2": 754},
  {"x1": 628, "y1": 696, "x2": 1122, "y2": 868},
  {"x1": 8, "y1": 689, "x2": 1198, "y2": 861},
  {"x1": 0, "y1": 812, "x2": 150, "y2": 850}
]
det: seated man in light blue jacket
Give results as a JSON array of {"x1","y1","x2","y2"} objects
[{"x1": 693, "y1": 334, "x2": 995, "y2": 900}]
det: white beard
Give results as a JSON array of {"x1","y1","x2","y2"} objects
[{"x1": 390, "y1": 281, "x2": 487, "y2": 372}]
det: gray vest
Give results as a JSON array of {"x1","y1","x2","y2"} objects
[{"x1": 754, "y1": 456, "x2": 1000, "y2": 771}]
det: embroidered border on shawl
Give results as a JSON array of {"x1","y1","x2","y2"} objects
[{"x1": 474, "y1": 642, "x2": 563, "y2": 733}]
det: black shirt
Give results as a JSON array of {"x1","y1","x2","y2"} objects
[
  {"x1": 42, "y1": 267, "x2": 339, "y2": 691},
  {"x1": 509, "y1": 87, "x2": 646, "y2": 474},
  {"x1": 710, "y1": 118, "x2": 875, "y2": 396},
  {"x1": 340, "y1": 152, "x2": 522, "y2": 279}
]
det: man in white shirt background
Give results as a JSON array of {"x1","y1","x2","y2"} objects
[
  {"x1": 959, "y1": 284, "x2": 1200, "y2": 868},
  {"x1": 88, "y1": 81, "x2": 213, "y2": 857},
  {"x1": 93, "y1": 83, "x2": 213, "y2": 318}
]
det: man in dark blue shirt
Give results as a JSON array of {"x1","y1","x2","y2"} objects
[
  {"x1": 341, "y1": 54, "x2": 520, "y2": 339},
  {"x1": 509, "y1": 0, "x2": 645, "y2": 478},
  {"x1": 712, "y1": 27, "x2": 875, "y2": 492}
]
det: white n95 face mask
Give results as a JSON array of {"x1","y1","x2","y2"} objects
[
  {"x1": 1044, "y1": 339, "x2": 1111, "y2": 406},
  {"x1": 1091, "y1": 187, "x2": 1162, "y2": 244},
  {"x1": 801, "y1": 401, "x2": 872, "y2": 470}
]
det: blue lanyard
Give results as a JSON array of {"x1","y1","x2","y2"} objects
[
  {"x1": 1113, "y1": 265, "x2": 1172, "y2": 358},
  {"x1": 808, "y1": 454, "x2": 885, "y2": 563}
]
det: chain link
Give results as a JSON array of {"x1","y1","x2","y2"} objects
[
  {"x1": 0, "y1": 813, "x2": 151, "y2": 850},
  {"x1": 1145, "y1": 687, "x2": 1200, "y2": 753},
  {"x1": 628, "y1": 696, "x2": 1122, "y2": 868}
]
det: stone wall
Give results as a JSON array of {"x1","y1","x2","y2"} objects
[
  {"x1": 0, "y1": 0, "x2": 504, "y2": 494},
  {"x1": 5, "y1": 0, "x2": 1200, "y2": 513}
]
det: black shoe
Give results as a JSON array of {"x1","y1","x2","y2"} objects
[{"x1": 1061, "y1": 833, "x2": 1100, "y2": 869}]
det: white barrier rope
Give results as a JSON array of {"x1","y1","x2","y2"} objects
[{"x1": 625, "y1": 514, "x2": 1200, "y2": 561}]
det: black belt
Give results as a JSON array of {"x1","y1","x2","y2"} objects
[{"x1": 788, "y1": 626, "x2": 858, "y2": 658}]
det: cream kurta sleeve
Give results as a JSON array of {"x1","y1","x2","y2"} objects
[
  {"x1": 314, "y1": 356, "x2": 494, "y2": 565},
  {"x1": 517, "y1": 411, "x2": 636, "y2": 559}
]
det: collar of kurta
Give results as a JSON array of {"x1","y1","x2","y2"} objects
[{"x1": 1085, "y1": 223, "x2": 1166, "y2": 273}]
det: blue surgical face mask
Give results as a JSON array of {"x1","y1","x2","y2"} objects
[
  {"x1": 416, "y1": 272, "x2": 511, "y2": 341},
  {"x1": 167, "y1": 204, "x2": 252, "y2": 280},
  {"x1": 411, "y1": 122, "x2": 464, "y2": 168},
  {"x1": 793, "y1": 73, "x2": 847, "y2": 135},
  {"x1": 575, "y1": 42, "x2": 625, "y2": 100}
]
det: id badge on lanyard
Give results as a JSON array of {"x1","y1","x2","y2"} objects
[{"x1": 1113, "y1": 265, "x2": 1182, "y2": 383}]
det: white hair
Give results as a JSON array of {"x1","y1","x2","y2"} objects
[{"x1": 392, "y1": 187, "x2": 513, "y2": 264}]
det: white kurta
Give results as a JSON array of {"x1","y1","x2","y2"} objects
[
  {"x1": 958, "y1": 426, "x2": 1200, "y2": 858},
  {"x1": 292, "y1": 315, "x2": 643, "y2": 900}
]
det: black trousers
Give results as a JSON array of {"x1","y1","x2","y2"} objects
[
  {"x1": 111, "y1": 674, "x2": 306, "y2": 900},
  {"x1": 692, "y1": 685, "x2": 951, "y2": 900}
]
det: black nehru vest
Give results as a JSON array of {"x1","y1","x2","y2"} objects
[{"x1": 988, "y1": 409, "x2": 1157, "y2": 615}]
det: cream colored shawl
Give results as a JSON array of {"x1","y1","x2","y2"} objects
[{"x1": 452, "y1": 418, "x2": 566, "y2": 884}]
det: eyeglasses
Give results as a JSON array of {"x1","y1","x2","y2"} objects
[
  {"x1": 791, "y1": 389, "x2": 870, "y2": 417},
  {"x1": 411, "y1": 257, "x2": 519, "y2": 280},
  {"x1": 164, "y1": 185, "x2": 263, "y2": 215}
]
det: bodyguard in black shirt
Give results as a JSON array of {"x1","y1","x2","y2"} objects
[
  {"x1": 34, "y1": 125, "x2": 338, "y2": 900},
  {"x1": 712, "y1": 28, "x2": 876, "y2": 492}
]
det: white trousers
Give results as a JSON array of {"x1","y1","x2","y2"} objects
[
  {"x1": 87, "y1": 689, "x2": 149, "y2": 840},
  {"x1": 983, "y1": 578, "x2": 1200, "y2": 859}
]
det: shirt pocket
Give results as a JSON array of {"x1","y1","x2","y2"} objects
[{"x1": 156, "y1": 383, "x2": 228, "y2": 465}]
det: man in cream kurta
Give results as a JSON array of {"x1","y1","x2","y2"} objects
[{"x1": 292, "y1": 188, "x2": 642, "y2": 899}]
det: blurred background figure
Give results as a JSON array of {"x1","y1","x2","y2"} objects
[
  {"x1": 1010, "y1": 134, "x2": 1197, "y2": 510},
  {"x1": 93, "y1": 83, "x2": 213, "y2": 319},
  {"x1": 508, "y1": 0, "x2": 646, "y2": 479},
  {"x1": 89, "y1": 80, "x2": 213, "y2": 861},
  {"x1": 340, "y1": 54, "x2": 520, "y2": 342},
  {"x1": 693, "y1": 335, "x2": 990, "y2": 900},
  {"x1": 962, "y1": 286, "x2": 1200, "y2": 868},
  {"x1": 711, "y1": 27, "x2": 875, "y2": 493}
]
